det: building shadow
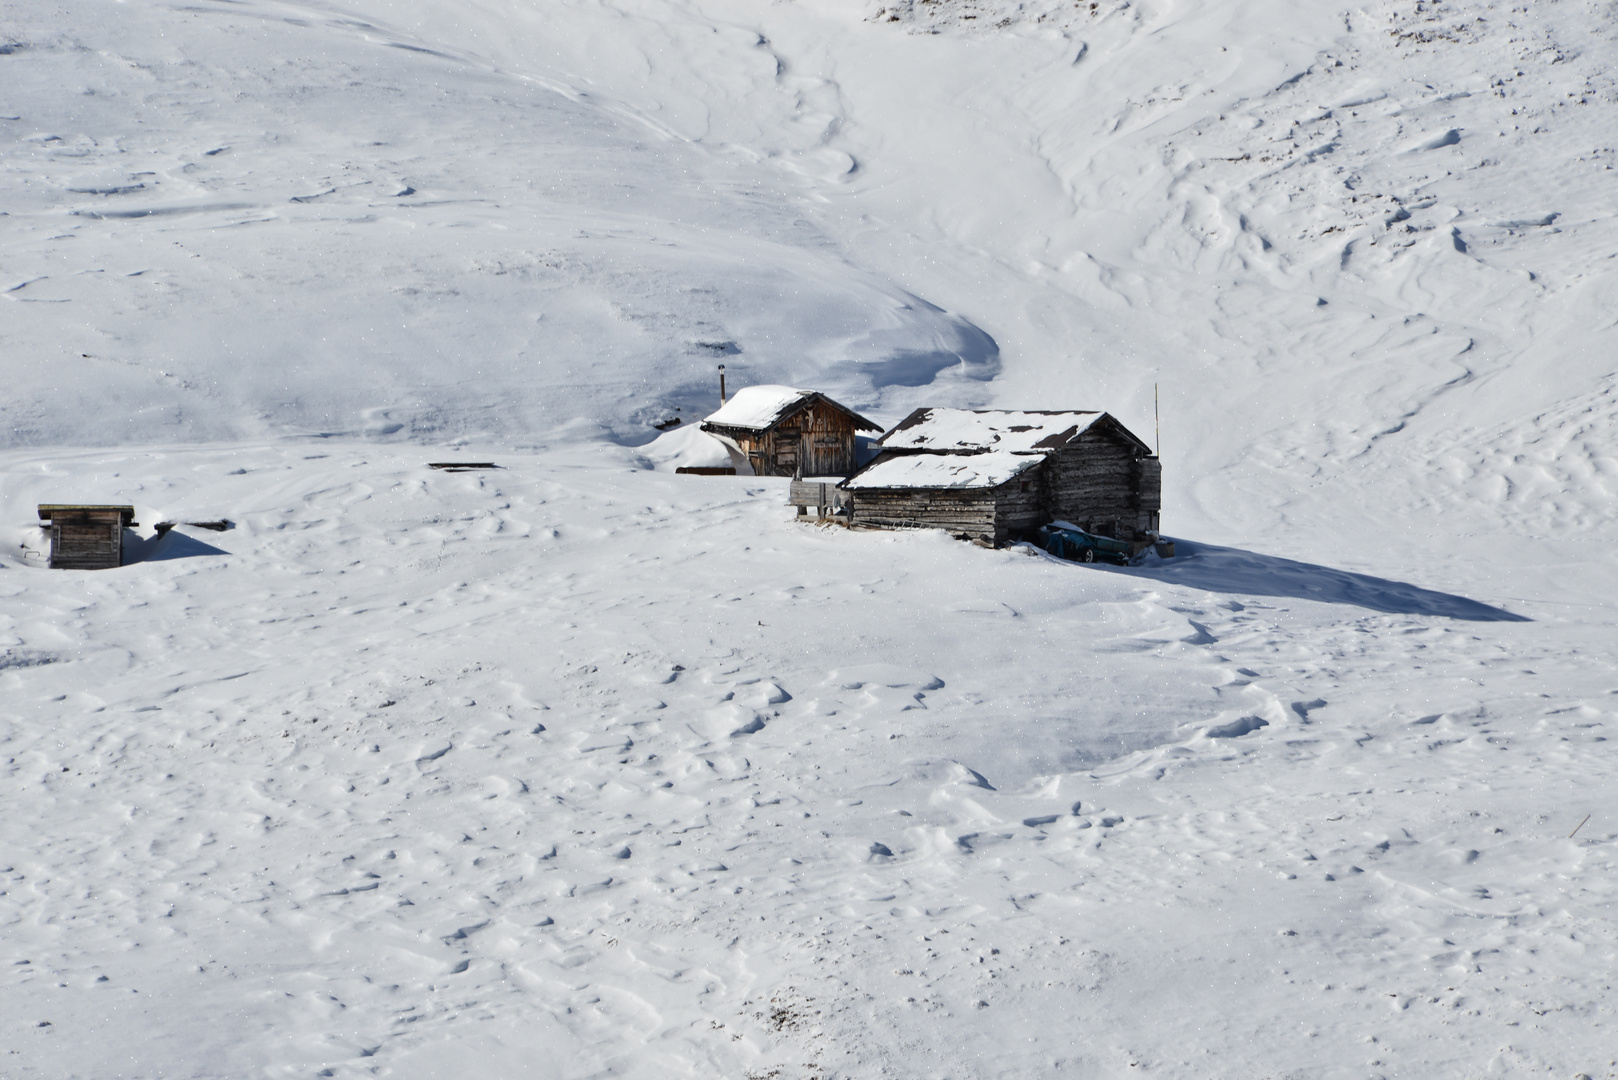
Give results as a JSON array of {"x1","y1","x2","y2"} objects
[
  {"x1": 1103, "y1": 538, "x2": 1530, "y2": 622},
  {"x1": 124, "y1": 529, "x2": 230, "y2": 564}
]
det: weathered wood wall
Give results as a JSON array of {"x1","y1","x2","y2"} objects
[
  {"x1": 802, "y1": 400, "x2": 859, "y2": 477},
  {"x1": 712, "y1": 400, "x2": 863, "y2": 478},
  {"x1": 788, "y1": 480, "x2": 851, "y2": 511},
  {"x1": 1045, "y1": 429, "x2": 1160, "y2": 537},
  {"x1": 847, "y1": 488, "x2": 999, "y2": 539},
  {"x1": 762, "y1": 401, "x2": 861, "y2": 477},
  {"x1": 49, "y1": 515, "x2": 124, "y2": 569},
  {"x1": 1137, "y1": 457, "x2": 1162, "y2": 534},
  {"x1": 850, "y1": 470, "x2": 1045, "y2": 542},
  {"x1": 992, "y1": 469, "x2": 1047, "y2": 536}
]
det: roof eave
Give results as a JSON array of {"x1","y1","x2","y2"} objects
[{"x1": 700, "y1": 420, "x2": 770, "y2": 436}]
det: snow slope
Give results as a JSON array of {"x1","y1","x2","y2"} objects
[
  {"x1": 3, "y1": 0, "x2": 1618, "y2": 1077},
  {"x1": 0, "y1": 0, "x2": 996, "y2": 447},
  {"x1": 384, "y1": 0, "x2": 1618, "y2": 554}
]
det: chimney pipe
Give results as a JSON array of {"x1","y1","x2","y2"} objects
[{"x1": 718, "y1": 364, "x2": 727, "y2": 405}]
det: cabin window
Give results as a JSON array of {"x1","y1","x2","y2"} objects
[{"x1": 1019, "y1": 480, "x2": 1031, "y2": 492}]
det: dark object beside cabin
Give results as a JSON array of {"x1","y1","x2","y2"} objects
[
  {"x1": 38, "y1": 505, "x2": 136, "y2": 570},
  {"x1": 1040, "y1": 523, "x2": 1134, "y2": 564},
  {"x1": 840, "y1": 409, "x2": 1161, "y2": 545},
  {"x1": 700, "y1": 386, "x2": 880, "y2": 478}
]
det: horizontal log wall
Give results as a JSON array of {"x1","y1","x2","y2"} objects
[
  {"x1": 849, "y1": 489, "x2": 997, "y2": 536},
  {"x1": 1138, "y1": 457, "x2": 1162, "y2": 532},
  {"x1": 50, "y1": 522, "x2": 122, "y2": 569},
  {"x1": 1047, "y1": 431, "x2": 1161, "y2": 537},
  {"x1": 993, "y1": 470, "x2": 1046, "y2": 535},
  {"x1": 851, "y1": 472, "x2": 1050, "y2": 541}
]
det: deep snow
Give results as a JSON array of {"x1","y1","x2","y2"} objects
[{"x1": 3, "y1": 0, "x2": 1617, "y2": 1077}]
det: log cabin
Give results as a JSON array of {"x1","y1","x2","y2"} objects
[
  {"x1": 38, "y1": 504, "x2": 137, "y2": 569},
  {"x1": 699, "y1": 386, "x2": 880, "y2": 478},
  {"x1": 840, "y1": 409, "x2": 1160, "y2": 546}
]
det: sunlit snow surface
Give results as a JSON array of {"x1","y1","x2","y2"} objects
[
  {"x1": 4, "y1": 0, "x2": 1618, "y2": 1076},
  {"x1": 0, "y1": 0, "x2": 996, "y2": 446}
]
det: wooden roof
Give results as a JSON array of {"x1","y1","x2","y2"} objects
[
  {"x1": 38, "y1": 504, "x2": 137, "y2": 523},
  {"x1": 878, "y1": 408, "x2": 1151, "y2": 455}
]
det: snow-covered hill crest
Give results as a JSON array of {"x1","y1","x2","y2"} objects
[{"x1": 0, "y1": 0, "x2": 998, "y2": 448}]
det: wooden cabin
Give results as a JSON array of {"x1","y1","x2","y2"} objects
[
  {"x1": 38, "y1": 504, "x2": 136, "y2": 569},
  {"x1": 841, "y1": 409, "x2": 1160, "y2": 545},
  {"x1": 700, "y1": 386, "x2": 880, "y2": 478}
]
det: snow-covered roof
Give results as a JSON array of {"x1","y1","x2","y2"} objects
[
  {"x1": 701, "y1": 385, "x2": 880, "y2": 433},
  {"x1": 879, "y1": 409, "x2": 1105, "y2": 453},
  {"x1": 841, "y1": 450, "x2": 1045, "y2": 490},
  {"x1": 701, "y1": 385, "x2": 816, "y2": 431}
]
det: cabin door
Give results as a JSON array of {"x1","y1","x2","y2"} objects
[
  {"x1": 775, "y1": 438, "x2": 798, "y2": 477},
  {"x1": 801, "y1": 433, "x2": 842, "y2": 477}
]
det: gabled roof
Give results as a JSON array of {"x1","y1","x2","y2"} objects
[
  {"x1": 700, "y1": 385, "x2": 879, "y2": 433},
  {"x1": 841, "y1": 449, "x2": 1044, "y2": 491},
  {"x1": 879, "y1": 408, "x2": 1141, "y2": 453}
]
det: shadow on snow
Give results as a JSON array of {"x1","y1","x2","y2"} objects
[
  {"x1": 1108, "y1": 538, "x2": 1530, "y2": 622},
  {"x1": 124, "y1": 530, "x2": 230, "y2": 564}
]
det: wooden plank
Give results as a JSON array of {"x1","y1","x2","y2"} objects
[{"x1": 789, "y1": 480, "x2": 826, "y2": 506}]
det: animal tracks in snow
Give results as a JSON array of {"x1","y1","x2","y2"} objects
[{"x1": 0, "y1": 441, "x2": 1612, "y2": 1079}]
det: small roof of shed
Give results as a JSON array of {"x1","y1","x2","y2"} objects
[
  {"x1": 841, "y1": 449, "x2": 1044, "y2": 491},
  {"x1": 701, "y1": 385, "x2": 879, "y2": 433},
  {"x1": 38, "y1": 504, "x2": 136, "y2": 523}
]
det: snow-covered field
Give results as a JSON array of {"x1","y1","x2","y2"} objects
[{"x1": 3, "y1": 0, "x2": 1617, "y2": 1077}]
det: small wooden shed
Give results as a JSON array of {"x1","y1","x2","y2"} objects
[
  {"x1": 841, "y1": 409, "x2": 1160, "y2": 545},
  {"x1": 38, "y1": 505, "x2": 137, "y2": 569},
  {"x1": 700, "y1": 386, "x2": 879, "y2": 478}
]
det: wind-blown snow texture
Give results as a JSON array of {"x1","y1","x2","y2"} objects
[{"x1": 3, "y1": 0, "x2": 1617, "y2": 1077}]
